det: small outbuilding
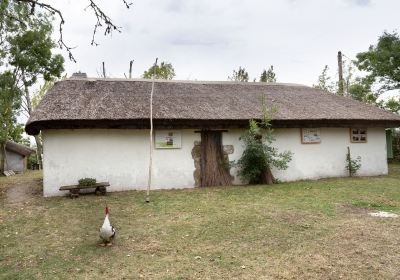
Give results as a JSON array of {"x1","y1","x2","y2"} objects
[
  {"x1": 25, "y1": 77, "x2": 400, "y2": 197},
  {"x1": 1, "y1": 141, "x2": 34, "y2": 174}
]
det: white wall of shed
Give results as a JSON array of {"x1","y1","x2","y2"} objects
[
  {"x1": 42, "y1": 127, "x2": 388, "y2": 197},
  {"x1": 42, "y1": 129, "x2": 200, "y2": 197},
  {"x1": 224, "y1": 127, "x2": 388, "y2": 183}
]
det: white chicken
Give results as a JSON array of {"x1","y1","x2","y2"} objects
[{"x1": 99, "y1": 206, "x2": 116, "y2": 246}]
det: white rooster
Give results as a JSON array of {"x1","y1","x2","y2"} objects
[{"x1": 99, "y1": 205, "x2": 116, "y2": 246}]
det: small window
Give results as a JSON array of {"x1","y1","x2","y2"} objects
[{"x1": 350, "y1": 128, "x2": 367, "y2": 143}]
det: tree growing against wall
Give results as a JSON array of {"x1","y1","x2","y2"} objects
[
  {"x1": 236, "y1": 97, "x2": 292, "y2": 184},
  {"x1": 345, "y1": 147, "x2": 361, "y2": 177},
  {"x1": 228, "y1": 66, "x2": 249, "y2": 82},
  {"x1": 142, "y1": 61, "x2": 175, "y2": 80},
  {"x1": 259, "y1": 65, "x2": 277, "y2": 83}
]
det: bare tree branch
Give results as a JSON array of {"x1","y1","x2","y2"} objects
[
  {"x1": 15, "y1": 0, "x2": 77, "y2": 62},
  {"x1": 86, "y1": 0, "x2": 123, "y2": 46},
  {"x1": 121, "y1": 0, "x2": 133, "y2": 9},
  {"x1": 14, "y1": 0, "x2": 132, "y2": 62}
]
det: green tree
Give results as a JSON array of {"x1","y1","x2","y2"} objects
[
  {"x1": 5, "y1": 16, "x2": 64, "y2": 169},
  {"x1": 384, "y1": 97, "x2": 400, "y2": 114},
  {"x1": 260, "y1": 65, "x2": 277, "y2": 83},
  {"x1": 356, "y1": 31, "x2": 400, "y2": 91},
  {"x1": 0, "y1": 72, "x2": 21, "y2": 173},
  {"x1": 313, "y1": 65, "x2": 335, "y2": 93},
  {"x1": 142, "y1": 61, "x2": 175, "y2": 80},
  {"x1": 228, "y1": 66, "x2": 249, "y2": 82},
  {"x1": 236, "y1": 98, "x2": 292, "y2": 184},
  {"x1": 9, "y1": 123, "x2": 30, "y2": 145},
  {"x1": 347, "y1": 77, "x2": 378, "y2": 104}
]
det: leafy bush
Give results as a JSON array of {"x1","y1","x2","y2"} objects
[
  {"x1": 345, "y1": 147, "x2": 361, "y2": 176},
  {"x1": 236, "y1": 101, "x2": 292, "y2": 184},
  {"x1": 78, "y1": 178, "x2": 97, "y2": 186},
  {"x1": 27, "y1": 152, "x2": 38, "y2": 170}
]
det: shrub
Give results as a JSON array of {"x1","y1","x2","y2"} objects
[
  {"x1": 345, "y1": 147, "x2": 361, "y2": 176},
  {"x1": 78, "y1": 178, "x2": 97, "y2": 186},
  {"x1": 236, "y1": 98, "x2": 292, "y2": 184},
  {"x1": 27, "y1": 152, "x2": 38, "y2": 170}
]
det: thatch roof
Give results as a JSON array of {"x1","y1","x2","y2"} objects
[
  {"x1": 25, "y1": 78, "x2": 400, "y2": 135},
  {"x1": 6, "y1": 141, "x2": 35, "y2": 156}
]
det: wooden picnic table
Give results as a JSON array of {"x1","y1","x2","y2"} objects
[{"x1": 59, "y1": 182, "x2": 110, "y2": 198}]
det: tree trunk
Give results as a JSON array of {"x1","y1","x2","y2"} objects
[
  {"x1": 261, "y1": 166, "x2": 275, "y2": 185},
  {"x1": 200, "y1": 131, "x2": 232, "y2": 187},
  {"x1": 0, "y1": 142, "x2": 5, "y2": 174},
  {"x1": 34, "y1": 134, "x2": 43, "y2": 169},
  {"x1": 24, "y1": 83, "x2": 43, "y2": 169}
]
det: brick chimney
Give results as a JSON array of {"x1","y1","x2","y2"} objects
[{"x1": 70, "y1": 72, "x2": 87, "y2": 79}]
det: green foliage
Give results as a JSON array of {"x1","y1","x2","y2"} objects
[
  {"x1": 236, "y1": 99, "x2": 292, "y2": 184},
  {"x1": 313, "y1": 65, "x2": 335, "y2": 93},
  {"x1": 9, "y1": 123, "x2": 30, "y2": 146},
  {"x1": 0, "y1": 72, "x2": 21, "y2": 144},
  {"x1": 345, "y1": 147, "x2": 361, "y2": 177},
  {"x1": 228, "y1": 66, "x2": 249, "y2": 82},
  {"x1": 260, "y1": 65, "x2": 277, "y2": 83},
  {"x1": 8, "y1": 25, "x2": 65, "y2": 87},
  {"x1": 0, "y1": 71, "x2": 21, "y2": 172},
  {"x1": 0, "y1": 4, "x2": 64, "y2": 167},
  {"x1": 27, "y1": 152, "x2": 38, "y2": 170},
  {"x1": 384, "y1": 97, "x2": 400, "y2": 114},
  {"x1": 142, "y1": 61, "x2": 175, "y2": 80},
  {"x1": 78, "y1": 178, "x2": 97, "y2": 186},
  {"x1": 347, "y1": 78, "x2": 378, "y2": 104},
  {"x1": 314, "y1": 62, "x2": 383, "y2": 106},
  {"x1": 355, "y1": 31, "x2": 400, "y2": 91}
]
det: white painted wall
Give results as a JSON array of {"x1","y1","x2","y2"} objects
[
  {"x1": 42, "y1": 127, "x2": 388, "y2": 197},
  {"x1": 224, "y1": 127, "x2": 388, "y2": 184},
  {"x1": 42, "y1": 129, "x2": 200, "y2": 197}
]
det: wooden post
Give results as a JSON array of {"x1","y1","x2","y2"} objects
[
  {"x1": 102, "y1": 62, "x2": 106, "y2": 78},
  {"x1": 146, "y1": 58, "x2": 158, "y2": 203},
  {"x1": 129, "y1": 60, "x2": 133, "y2": 79},
  {"x1": 338, "y1": 51, "x2": 344, "y2": 95}
]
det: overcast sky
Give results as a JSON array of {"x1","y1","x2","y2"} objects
[{"x1": 51, "y1": 0, "x2": 399, "y2": 86}]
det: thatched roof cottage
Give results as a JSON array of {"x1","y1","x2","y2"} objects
[{"x1": 26, "y1": 77, "x2": 400, "y2": 196}]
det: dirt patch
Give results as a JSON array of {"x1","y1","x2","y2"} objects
[
  {"x1": 6, "y1": 178, "x2": 42, "y2": 204},
  {"x1": 337, "y1": 203, "x2": 370, "y2": 215}
]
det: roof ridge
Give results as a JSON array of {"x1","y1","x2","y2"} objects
[{"x1": 65, "y1": 77, "x2": 310, "y2": 87}]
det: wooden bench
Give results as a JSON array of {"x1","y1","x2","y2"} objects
[{"x1": 59, "y1": 182, "x2": 110, "y2": 198}]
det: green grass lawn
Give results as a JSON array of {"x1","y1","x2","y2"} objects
[{"x1": 1, "y1": 164, "x2": 400, "y2": 279}]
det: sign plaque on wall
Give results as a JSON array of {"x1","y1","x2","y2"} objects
[
  {"x1": 155, "y1": 130, "x2": 182, "y2": 149},
  {"x1": 301, "y1": 128, "x2": 321, "y2": 144}
]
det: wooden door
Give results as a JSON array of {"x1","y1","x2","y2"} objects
[{"x1": 200, "y1": 131, "x2": 232, "y2": 187}]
